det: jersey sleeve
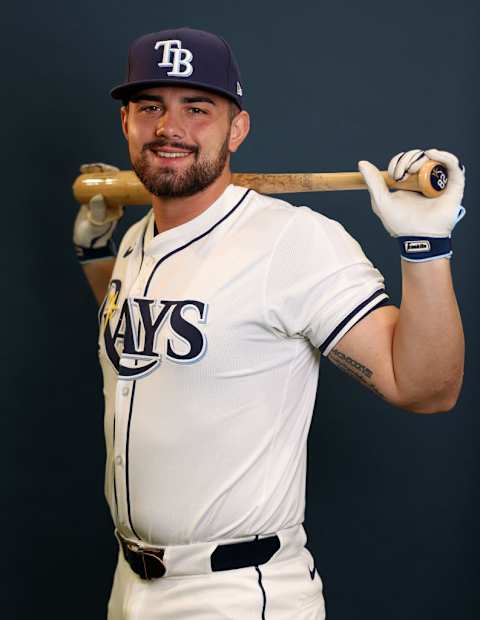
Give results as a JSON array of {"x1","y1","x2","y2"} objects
[{"x1": 264, "y1": 207, "x2": 389, "y2": 356}]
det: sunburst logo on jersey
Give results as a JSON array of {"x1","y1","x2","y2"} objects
[{"x1": 100, "y1": 279, "x2": 121, "y2": 331}]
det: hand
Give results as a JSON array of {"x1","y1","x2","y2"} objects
[
  {"x1": 358, "y1": 149, "x2": 466, "y2": 261},
  {"x1": 73, "y1": 163, "x2": 124, "y2": 261}
]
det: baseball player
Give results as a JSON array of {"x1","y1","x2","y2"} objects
[{"x1": 73, "y1": 27, "x2": 466, "y2": 619}]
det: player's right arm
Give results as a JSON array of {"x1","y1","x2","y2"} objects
[
  {"x1": 80, "y1": 256, "x2": 117, "y2": 305},
  {"x1": 73, "y1": 163, "x2": 124, "y2": 305},
  {"x1": 327, "y1": 148, "x2": 465, "y2": 413}
]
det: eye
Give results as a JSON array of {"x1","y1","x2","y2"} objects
[
  {"x1": 139, "y1": 104, "x2": 162, "y2": 113},
  {"x1": 189, "y1": 107, "x2": 207, "y2": 115}
]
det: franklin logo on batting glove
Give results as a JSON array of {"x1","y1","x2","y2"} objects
[{"x1": 404, "y1": 240, "x2": 431, "y2": 253}]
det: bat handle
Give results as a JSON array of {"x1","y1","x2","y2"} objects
[{"x1": 409, "y1": 159, "x2": 449, "y2": 197}]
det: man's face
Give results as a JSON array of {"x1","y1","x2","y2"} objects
[{"x1": 121, "y1": 86, "x2": 242, "y2": 198}]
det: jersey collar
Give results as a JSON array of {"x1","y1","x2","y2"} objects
[{"x1": 143, "y1": 184, "x2": 249, "y2": 257}]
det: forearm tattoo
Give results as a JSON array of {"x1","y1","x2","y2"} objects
[{"x1": 328, "y1": 348, "x2": 386, "y2": 399}]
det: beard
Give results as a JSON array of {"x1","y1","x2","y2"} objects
[{"x1": 131, "y1": 135, "x2": 230, "y2": 199}]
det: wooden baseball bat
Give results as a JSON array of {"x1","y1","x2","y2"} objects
[{"x1": 72, "y1": 160, "x2": 448, "y2": 206}]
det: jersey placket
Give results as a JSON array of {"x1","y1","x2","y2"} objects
[{"x1": 112, "y1": 240, "x2": 155, "y2": 537}]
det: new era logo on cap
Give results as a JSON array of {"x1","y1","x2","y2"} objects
[{"x1": 154, "y1": 40, "x2": 194, "y2": 77}]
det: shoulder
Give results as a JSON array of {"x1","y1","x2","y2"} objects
[
  {"x1": 239, "y1": 188, "x2": 326, "y2": 235},
  {"x1": 117, "y1": 210, "x2": 152, "y2": 256},
  {"x1": 242, "y1": 188, "x2": 300, "y2": 221},
  {"x1": 243, "y1": 188, "x2": 360, "y2": 250}
]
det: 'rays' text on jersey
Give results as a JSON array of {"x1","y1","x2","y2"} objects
[{"x1": 101, "y1": 280, "x2": 208, "y2": 380}]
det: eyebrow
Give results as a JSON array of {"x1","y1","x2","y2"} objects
[{"x1": 130, "y1": 94, "x2": 217, "y2": 105}]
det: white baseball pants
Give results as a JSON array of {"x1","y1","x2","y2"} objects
[{"x1": 107, "y1": 525, "x2": 325, "y2": 619}]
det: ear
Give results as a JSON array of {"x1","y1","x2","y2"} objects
[
  {"x1": 120, "y1": 105, "x2": 129, "y2": 141},
  {"x1": 228, "y1": 110, "x2": 250, "y2": 153}
]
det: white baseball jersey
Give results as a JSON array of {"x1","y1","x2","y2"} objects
[{"x1": 98, "y1": 184, "x2": 388, "y2": 547}]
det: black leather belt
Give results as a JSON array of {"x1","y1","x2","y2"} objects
[{"x1": 117, "y1": 531, "x2": 281, "y2": 580}]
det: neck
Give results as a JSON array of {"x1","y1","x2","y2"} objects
[{"x1": 151, "y1": 167, "x2": 233, "y2": 234}]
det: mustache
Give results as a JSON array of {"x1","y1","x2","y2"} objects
[{"x1": 142, "y1": 139, "x2": 199, "y2": 154}]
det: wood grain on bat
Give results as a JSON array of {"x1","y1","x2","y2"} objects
[{"x1": 72, "y1": 161, "x2": 446, "y2": 206}]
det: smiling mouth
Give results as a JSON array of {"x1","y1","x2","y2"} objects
[
  {"x1": 152, "y1": 151, "x2": 192, "y2": 159},
  {"x1": 148, "y1": 143, "x2": 196, "y2": 160}
]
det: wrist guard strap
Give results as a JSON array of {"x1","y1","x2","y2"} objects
[
  {"x1": 397, "y1": 236, "x2": 452, "y2": 262},
  {"x1": 75, "y1": 239, "x2": 117, "y2": 264}
]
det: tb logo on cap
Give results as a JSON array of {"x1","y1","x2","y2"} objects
[{"x1": 154, "y1": 40, "x2": 194, "y2": 77}]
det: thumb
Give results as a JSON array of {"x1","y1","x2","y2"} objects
[
  {"x1": 358, "y1": 160, "x2": 390, "y2": 207},
  {"x1": 88, "y1": 194, "x2": 107, "y2": 225}
]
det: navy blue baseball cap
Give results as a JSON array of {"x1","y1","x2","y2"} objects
[{"x1": 110, "y1": 28, "x2": 244, "y2": 109}]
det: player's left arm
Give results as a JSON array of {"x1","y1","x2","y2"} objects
[
  {"x1": 328, "y1": 148, "x2": 466, "y2": 414},
  {"x1": 73, "y1": 163, "x2": 124, "y2": 305}
]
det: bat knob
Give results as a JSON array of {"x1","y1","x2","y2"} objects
[{"x1": 417, "y1": 160, "x2": 448, "y2": 198}]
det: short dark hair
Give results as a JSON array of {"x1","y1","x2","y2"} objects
[{"x1": 228, "y1": 101, "x2": 241, "y2": 122}]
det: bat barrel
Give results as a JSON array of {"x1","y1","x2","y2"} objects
[{"x1": 73, "y1": 170, "x2": 151, "y2": 206}]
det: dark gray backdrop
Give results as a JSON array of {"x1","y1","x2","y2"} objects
[{"x1": 4, "y1": 1, "x2": 479, "y2": 618}]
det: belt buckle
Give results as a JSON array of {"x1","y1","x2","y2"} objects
[
  {"x1": 140, "y1": 548, "x2": 167, "y2": 580},
  {"x1": 118, "y1": 532, "x2": 166, "y2": 580}
]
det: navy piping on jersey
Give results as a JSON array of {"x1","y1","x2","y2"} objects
[
  {"x1": 319, "y1": 289, "x2": 389, "y2": 354},
  {"x1": 125, "y1": 380, "x2": 141, "y2": 538},
  {"x1": 123, "y1": 189, "x2": 250, "y2": 538},
  {"x1": 137, "y1": 219, "x2": 148, "y2": 273},
  {"x1": 255, "y1": 565, "x2": 267, "y2": 619},
  {"x1": 125, "y1": 300, "x2": 144, "y2": 538},
  {"x1": 254, "y1": 535, "x2": 267, "y2": 619},
  {"x1": 114, "y1": 218, "x2": 148, "y2": 537},
  {"x1": 143, "y1": 190, "x2": 251, "y2": 295}
]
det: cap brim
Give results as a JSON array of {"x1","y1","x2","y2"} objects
[{"x1": 110, "y1": 79, "x2": 242, "y2": 109}]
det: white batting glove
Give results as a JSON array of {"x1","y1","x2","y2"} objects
[
  {"x1": 358, "y1": 149, "x2": 466, "y2": 262},
  {"x1": 73, "y1": 163, "x2": 124, "y2": 263}
]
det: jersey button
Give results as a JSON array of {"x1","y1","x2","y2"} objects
[
  {"x1": 121, "y1": 386, "x2": 130, "y2": 396},
  {"x1": 115, "y1": 455, "x2": 123, "y2": 466}
]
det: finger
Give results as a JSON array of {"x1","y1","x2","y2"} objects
[
  {"x1": 404, "y1": 150, "x2": 428, "y2": 175},
  {"x1": 80, "y1": 163, "x2": 105, "y2": 174},
  {"x1": 358, "y1": 160, "x2": 390, "y2": 206},
  {"x1": 80, "y1": 162, "x2": 120, "y2": 174},
  {"x1": 93, "y1": 199, "x2": 124, "y2": 225},
  {"x1": 97, "y1": 162, "x2": 120, "y2": 172},
  {"x1": 387, "y1": 152, "x2": 404, "y2": 180},
  {"x1": 391, "y1": 149, "x2": 425, "y2": 181}
]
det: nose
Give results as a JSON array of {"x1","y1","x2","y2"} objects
[{"x1": 155, "y1": 110, "x2": 185, "y2": 140}]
